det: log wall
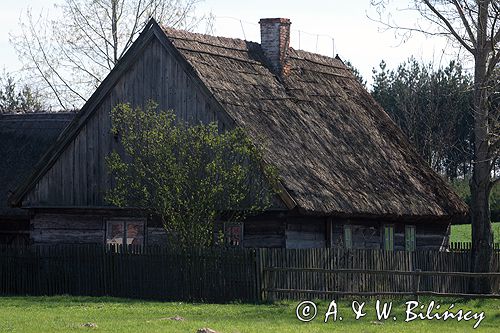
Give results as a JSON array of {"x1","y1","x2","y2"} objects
[
  {"x1": 415, "y1": 222, "x2": 450, "y2": 250},
  {"x1": 28, "y1": 210, "x2": 450, "y2": 250},
  {"x1": 248, "y1": 216, "x2": 451, "y2": 251},
  {"x1": 31, "y1": 213, "x2": 105, "y2": 245},
  {"x1": 286, "y1": 216, "x2": 326, "y2": 248},
  {"x1": 243, "y1": 217, "x2": 285, "y2": 248},
  {"x1": 29, "y1": 211, "x2": 170, "y2": 246}
]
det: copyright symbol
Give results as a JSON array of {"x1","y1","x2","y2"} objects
[{"x1": 296, "y1": 301, "x2": 317, "y2": 322}]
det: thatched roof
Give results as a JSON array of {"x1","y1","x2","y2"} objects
[
  {"x1": 162, "y1": 27, "x2": 468, "y2": 220},
  {"x1": 6, "y1": 19, "x2": 467, "y2": 221},
  {"x1": 0, "y1": 113, "x2": 73, "y2": 217}
]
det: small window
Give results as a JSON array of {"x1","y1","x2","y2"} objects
[
  {"x1": 343, "y1": 225, "x2": 353, "y2": 249},
  {"x1": 224, "y1": 222, "x2": 243, "y2": 247},
  {"x1": 405, "y1": 225, "x2": 416, "y2": 251},
  {"x1": 106, "y1": 219, "x2": 145, "y2": 246},
  {"x1": 383, "y1": 225, "x2": 394, "y2": 251}
]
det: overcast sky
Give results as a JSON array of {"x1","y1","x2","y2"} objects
[{"x1": 0, "y1": 0, "x2": 468, "y2": 86}]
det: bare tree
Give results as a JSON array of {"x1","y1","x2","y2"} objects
[
  {"x1": 10, "y1": 0, "x2": 213, "y2": 110},
  {"x1": 371, "y1": 0, "x2": 499, "y2": 292}
]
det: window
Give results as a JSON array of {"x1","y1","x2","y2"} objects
[
  {"x1": 343, "y1": 225, "x2": 353, "y2": 249},
  {"x1": 383, "y1": 225, "x2": 394, "y2": 251},
  {"x1": 405, "y1": 225, "x2": 416, "y2": 251},
  {"x1": 106, "y1": 219, "x2": 145, "y2": 246},
  {"x1": 224, "y1": 222, "x2": 243, "y2": 247}
]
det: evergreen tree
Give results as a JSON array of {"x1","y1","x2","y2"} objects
[
  {"x1": 0, "y1": 72, "x2": 44, "y2": 113},
  {"x1": 371, "y1": 59, "x2": 474, "y2": 180}
]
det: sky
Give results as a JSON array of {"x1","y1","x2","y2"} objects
[{"x1": 0, "y1": 0, "x2": 468, "y2": 87}]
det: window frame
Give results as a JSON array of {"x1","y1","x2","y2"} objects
[
  {"x1": 105, "y1": 218, "x2": 146, "y2": 246},
  {"x1": 383, "y1": 224, "x2": 394, "y2": 251},
  {"x1": 405, "y1": 225, "x2": 416, "y2": 251},
  {"x1": 343, "y1": 225, "x2": 353, "y2": 249},
  {"x1": 224, "y1": 222, "x2": 244, "y2": 247}
]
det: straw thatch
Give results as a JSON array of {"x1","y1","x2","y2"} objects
[
  {"x1": 163, "y1": 27, "x2": 468, "y2": 219},
  {"x1": 0, "y1": 113, "x2": 73, "y2": 217}
]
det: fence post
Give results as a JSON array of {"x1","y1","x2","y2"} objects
[
  {"x1": 254, "y1": 249, "x2": 261, "y2": 303},
  {"x1": 414, "y1": 269, "x2": 421, "y2": 301},
  {"x1": 258, "y1": 248, "x2": 267, "y2": 302}
]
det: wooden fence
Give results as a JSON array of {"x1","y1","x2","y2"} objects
[
  {"x1": 263, "y1": 267, "x2": 500, "y2": 299},
  {"x1": 449, "y1": 242, "x2": 500, "y2": 252},
  {"x1": 0, "y1": 245, "x2": 259, "y2": 302},
  {"x1": 1, "y1": 245, "x2": 500, "y2": 302},
  {"x1": 259, "y1": 248, "x2": 500, "y2": 301}
]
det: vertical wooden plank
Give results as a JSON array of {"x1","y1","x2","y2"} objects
[
  {"x1": 73, "y1": 135, "x2": 81, "y2": 205},
  {"x1": 152, "y1": 39, "x2": 160, "y2": 103}
]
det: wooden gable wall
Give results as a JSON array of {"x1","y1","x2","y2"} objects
[{"x1": 23, "y1": 36, "x2": 226, "y2": 208}]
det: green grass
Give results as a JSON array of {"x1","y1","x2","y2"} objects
[
  {"x1": 450, "y1": 222, "x2": 500, "y2": 242},
  {"x1": 0, "y1": 296, "x2": 499, "y2": 332}
]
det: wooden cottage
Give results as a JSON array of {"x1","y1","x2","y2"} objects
[
  {"x1": 0, "y1": 112, "x2": 73, "y2": 245},
  {"x1": 7, "y1": 18, "x2": 468, "y2": 250}
]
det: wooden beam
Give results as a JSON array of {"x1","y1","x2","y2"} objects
[
  {"x1": 266, "y1": 288, "x2": 500, "y2": 299},
  {"x1": 264, "y1": 267, "x2": 500, "y2": 277}
]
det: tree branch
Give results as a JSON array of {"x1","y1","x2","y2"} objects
[
  {"x1": 452, "y1": 0, "x2": 477, "y2": 47},
  {"x1": 28, "y1": 16, "x2": 86, "y2": 103},
  {"x1": 22, "y1": 13, "x2": 65, "y2": 109},
  {"x1": 422, "y1": 0, "x2": 475, "y2": 53}
]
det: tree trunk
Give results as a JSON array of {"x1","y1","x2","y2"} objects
[
  {"x1": 470, "y1": 167, "x2": 493, "y2": 293},
  {"x1": 470, "y1": 0, "x2": 493, "y2": 294}
]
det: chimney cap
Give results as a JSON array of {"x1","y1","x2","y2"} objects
[{"x1": 259, "y1": 18, "x2": 291, "y2": 24}]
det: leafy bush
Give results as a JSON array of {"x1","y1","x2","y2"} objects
[{"x1": 106, "y1": 102, "x2": 279, "y2": 248}]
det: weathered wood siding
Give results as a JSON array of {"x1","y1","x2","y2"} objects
[
  {"x1": 286, "y1": 217, "x2": 326, "y2": 249},
  {"x1": 242, "y1": 215, "x2": 449, "y2": 250},
  {"x1": 345, "y1": 221, "x2": 381, "y2": 249},
  {"x1": 302, "y1": 217, "x2": 450, "y2": 251},
  {"x1": 30, "y1": 212, "x2": 171, "y2": 246},
  {"x1": 23, "y1": 37, "x2": 223, "y2": 208},
  {"x1": 415, "y1": 223, "x2": 450, "y2": 250},
  {"x1": 29, "y1": 210, "x2": 450, "y2": 249},
  {"x1": 31, "y1": 213, "x2": 105, "y2": 244},
  {"x1": 243, "y1": 216, "x2": 286, "y2": 248}
]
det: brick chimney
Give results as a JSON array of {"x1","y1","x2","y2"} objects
[{"x1": 259, "y1": 18, "x2": 291, "y2": 75}]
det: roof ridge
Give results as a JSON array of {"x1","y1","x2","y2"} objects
[
  {"x1": 289, "y1": 48, "x2": 348, "y2": 69},
  {"x1": 289, "y1": 54, "x2": 349, "y2": 71},
  {"x1": 165, "y1": 33, "x2": 257, "y2": 53},
  {"x1": 162, "y1": 26, "x2": 249, "y2": 46},
  {"x1": 162, "y1": 26, "x2": 350, "y2": 74}
]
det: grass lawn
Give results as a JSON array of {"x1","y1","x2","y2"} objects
[
  {"x1": 0, "y1": 296, "x2": 499, "y2": 332},
  {"x1": 450, "y1": 222, "x2": 500, "y2": 243}
]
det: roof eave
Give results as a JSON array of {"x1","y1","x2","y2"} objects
[{"x1": 295, "y1": 205, "x2": 468, "y2": 224}]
